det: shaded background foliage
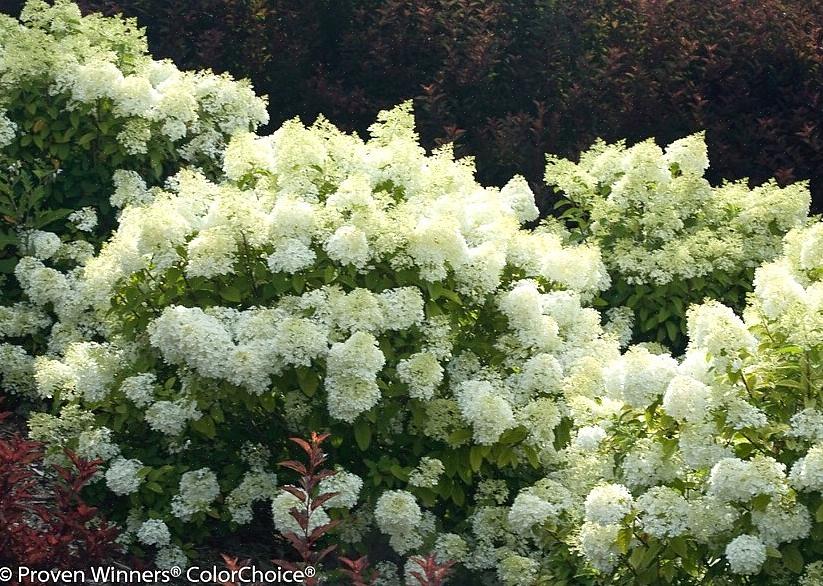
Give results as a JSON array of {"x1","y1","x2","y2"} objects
[{"x1": 3, "y1": 0, "x2": 823, "y2": 212}]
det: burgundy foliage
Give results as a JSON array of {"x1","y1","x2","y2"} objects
[{"x1": 0, "y1": 398, "x2": 120, "y2": 575}]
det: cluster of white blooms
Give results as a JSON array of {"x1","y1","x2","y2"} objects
[
  {"x1": 725, "y1": 535, "x2": 767, "y2": 575},
  {"x1": 790, "y1": 445, "x2": 823, "y2": 492},
  {"x1": 0, "y1": 1, "x2": 268, "y2": 163},
  {"x1": 76, "y1": 426, "x2": 120, "y2": 462},
  {"x1": 584, "y1": 484, "x2": 633, "y2": 525},
  {"x1": 496, "y1": 554, "x2": 539, "y2": 586},
  {"x1": 0, "y1": 111, "x2": 16, "y2": 147},
  {"x1": 686, "y1": 301, "x2": 756, "y2": 370},
  {"x1": 119, "y1": 373, "x2": 156, "y2": 407},
  {"x1": 170, "y1": 468, "x2": 220, "y2": 521},
  {"x1": 154, "y1": 545, "x2": 188, "y2": 570},
  {"x1": 136, "y1": 519, "x2": 171, "y2": 548},
  {"x1": 226, "y1": 471, "x2": 278, "y2": 525},
  {"x1": 144, "y1": 399, "x2": 201, "y2": 436},
  {"x1": 408, "y1": 457, "x2": 445, "y2": 488},
  {"x1": 19, "y1": 230, "x2": 62, "y2": 260},
  {"x1": 545, "y1": 133, "x2": 810, "y2": 285},
  {"x1": 456, "y1": 380, "x2": 515, "y2": 445},
  {"x1": 374, "y1": 490, "x2": 423, "y2": 555},
  {"x1": 105, "y1": 457, "x2": 144, "y2": 496},
  {"x1": 271, "y1": 490, "x2": 330, "y2": 536},
  {"x1": 325, "y1": 331, "x2": 385, "y2": 422},
  {"x1": 635, "y1": 486, "x2": 689, "y2": 538},
  {"x1": 0, "y1": 302, "x2": 51, "y2": 339},
  {"x1": 318, "y1": 469, "x2": 363, "y2": 509},
  {"x1": 578, "y1": 522, "x2": 622, "y2": 573},
  {"x1": 507, "y1": 478, "x2": 573, "y2": 535},
  {"x1": 68, "y1": 207, "x2": 97, "y2": 232},
  {"x1": 602, "y1": 346, "x2": 677, "y2": 408}
]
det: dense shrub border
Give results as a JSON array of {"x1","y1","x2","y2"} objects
[{"x1": 3, "y1": 1, "x2": 823, "y2": 584}]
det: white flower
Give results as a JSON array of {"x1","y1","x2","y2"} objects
[
  {"x1": 408, "y1": 458, "x2": 445, "y2": 488},
  {"x1": 68, "y1": 207, "x2": 98, "y2": 232},
  {"x1": 77, "y1": 427, "x2": 120, "y2": 462},
  {"x1": 456, "y1": 380, "x2": 515, "y2": 445},
  {"x1": 318, "y1": 469, "x2": 363, "y2": 509},
  {"x1": 708, "y1": 456, "x2": 787, "y2": 502},
  {"x1": 497, "y1": 554, "x2": 539, "y2": 586},
  {"x1": 584, "y1": 484, "x2": 633, "y2": 525},
  {"x1": 155, "y1": 545, "x2": 188, "y2": 570},
  {"x1": 661, "y1": 375, "x2": 712, "y2": 423},
  {"x1": 136, "y1": 519, "x2": 171, "y2": 547},
  {"x1": 573, "y1": 426, "x2": 607, "y2": 451},
  {"x1": 120, "y1": 373, "x2": 157, "y2": 408},
  {"x1": 271, "y1": 490, "x2": 329, "y2": 535},
  {"x1": 396, "y1": 352, "x2": 443, "y2": 400},
  {"x1": 105, "y1": 457, "x2": 144, "y2": 496},
  {"x1": 21, "y1": 230, "x2": 62, "y2": 260},
  {"x1": 751, "y1": 500, "x2": 811, "y2": 547},
  {"x1": 171, "y1": 468, "x2": 220, "y2": 520},
  {"x1": 145, "y1": 399, "x2": 201, "y2": 436},
  {"x1": 725, "y1": 535, "x2": 766, "y2": 575},
  {"x1": 326, "y1": 225, "x2": 370, "y2": 268},
  {"x1": 375, "y1": 490, "x2": 423, "y2": 555},
  {"x1": 578, "y1": 522, "x2": 621, "y2": 573},
  {"x1": 789, "y1": 445, "x2": 823, "y2": 492},
  {"x1": 0, "y1": 112, "x2": 17, "y2": 148},
  {"x1": 603, "y1": 346, "x2": 677, "y2": 408},
  {"x1": 636, "y1": 486, "x2": 689, "y2": 538},
  {"x1": 325, "y1": 331, "x2": 385, "y2": 422},
  {"x1": 226, "y1": 471, "x2": 278, "y2": 524}
]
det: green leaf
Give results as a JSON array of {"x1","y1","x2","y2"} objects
[
  {"x1": 616, "y1": 527, "x2": 633, "y2": 554},
  {"x1": 77, "y1": 132, "x2": 97, "y2": 146},
  {"x1": 665, "y1": 320, "x2": 678, "y2": 342},
  {"x1": 354, "y1": 420, "x2": 372, "y2": 451},
  {"x1": 191, "y1": 415, "x2": 216, "y2": 439},
  {"x1": 669, "y1": 536, "x2": 688, "y2": 558},
  {"x1": 296, "y1": 367, "x2": 319, "y2": 397},
  {"x1": 815, "y1": 502, "x2": 823, "y2": 523},
  {"x1": 469, "y1": 446, "x2": 484, "y2": 472},
  {"x1": 218, "y1": 285, "x2": 243, "y2": 303},
  {"x1": 498, "y1": 426, "x2": 528, "y2": 445},
  {"x1": 447, "y1": 428, "x2": 472, "y2": 445},
  {"x1": 782, "y1": 544, "x2": 804, "y2": 574}
]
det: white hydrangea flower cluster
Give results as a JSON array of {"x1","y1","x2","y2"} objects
[
  {"x1": 170, "y1": 468, "x2": 220, "y2": 521},
  {"x1": 0, "y1": 1, "x2": 268, "y2": 163},
  {"x1": 408, "y1": 457, "x2": 445, "y2": 488},
  {"x1": 545, "y1": 133, "x2": 810, "y2": 286},
  {"x1": 76, "y1": 426, "x2": 120, "y2": 462},
  {"x1": 226, "y1": 471, "x2": 278, "y2": 525},
  {"x1": 532, "y1": 221, "x2": 823, "y2": 581},
  {"x1": 105, "y1": 457, "x2": 144, "y2": 496},
  {"x1": 144, "y1": 399, "x2": 201, "y2": 436},
  {"x1": 136, "y1": 519, "x2": 171, "y2": 548},
  {"x1": 68, "y1": 207, "x2": 98, "y2": 232},
  {"x1": 375, "y1": 490, "x2": 423, "y2": 555},
  {"x1": 318, "y1": 469, "x2": 363, "y2": 509}
]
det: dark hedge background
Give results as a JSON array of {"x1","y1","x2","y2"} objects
[{"x1": 4, "y1": 0, "x2": 823, "y2": 213}]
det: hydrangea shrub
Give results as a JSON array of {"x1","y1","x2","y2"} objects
[
  {"x1": 12, "y1": 104, "x2": 623, "y2": 575},
  {"x1": 503, "y1": 222, "x2": 823, "y2": 584},
  {"x1": 546, "y1": 133, "x2": 810, "y2": 349},
  {"x1": 0, "y1": 0, "x2": 268, "y2": 289}
]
